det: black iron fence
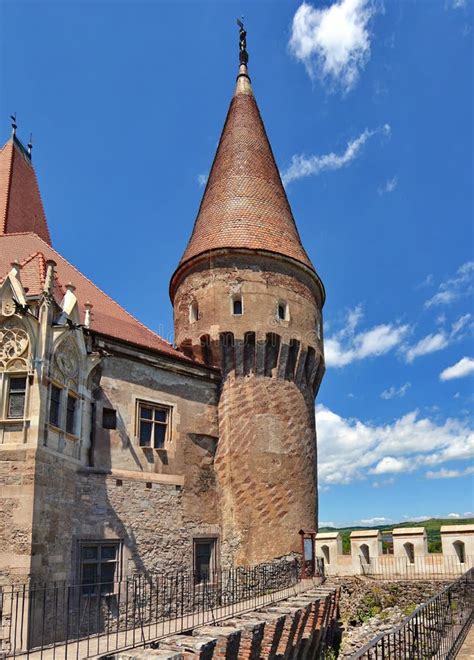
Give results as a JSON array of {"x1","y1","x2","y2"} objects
[
  {"x1": 0, "y1": 558, "x2": 323, "y2": 658},
  {"x1": 360, "y1": 554, "x2": 473, "y2": 580},
  {"x1": 352, "y1": 567, "x2": 474, "y2": 658}
]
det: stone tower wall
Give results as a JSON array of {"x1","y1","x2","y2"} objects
[{"x1": 173, "y1": 254, "x2": 324, "y2": 565}]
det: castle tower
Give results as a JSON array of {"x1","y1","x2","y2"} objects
[{"x1": 170, "y1": 26, "x2": 325, "y2": 565}]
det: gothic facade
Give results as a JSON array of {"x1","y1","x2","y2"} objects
[{"x1": 0, "y1": 48, "x2": 325, "y2": 589}]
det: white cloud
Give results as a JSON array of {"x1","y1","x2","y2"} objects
[
  {"x1": 319, "y1": 521, "x2": 336, "y2": 527},
  {"x1": 325, "y1": 306, "x2": 410, "y2": 368},
  {"x1": 317, "y1": 404, "x2": 474, "y2": 485},
  {"x1": 417, "y1": 274, "x2": 434, "y2": 289},
  {"x1": 359, "y1": 516, "x2": 392, "y2": 525},
  {"x1": 197, "y1": 173, "x2": 208, "y2": 187},
  {"x1": 403, "y1": 515, "x2": 431, "y2": 522},
  {"x1": 451, "y1": 0, "x2": 466, "y2": 8},
  {"x1": 381, "y1": 382, "x2": 411, "y2": 400},
  {"x1": 426, "y1": 466, "x2": 474, "y2": 479},
  {"x1": 451, "y1": 313, "x2": 472, "y2": 336},
  {"x1": 371, "y1": 456, "x2": 408, "y2": 474},
  {"x1": 289, "y1": 0, "x2": 379, "y2": 93},
  {"x1": 372, "y1": 477, "x2": 395, "y2": 488},
  {"x1": 448, "y1": 512, "x2": 461, "y2": 518},
  {"x1": 405, "y1": 332, "x2": 448, "y2": 363},
  {"x1": 378, "y1": 176, "x2": 398, "y2": 195},
  {"x1": 404, "y1": 314, "x2": 472, "y2": 363},
  {"x1": 282, "y1": 124, "x2": 390, "y2": 185},
  {"x1": 425, "y1": 261, "x2": 474, "y2": 308},
  {"x1": 440, "y1": 357, "x2": 474, "y2": 381}
]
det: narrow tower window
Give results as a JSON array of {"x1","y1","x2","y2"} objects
[
  {"x1": 232, "y1": 296, "x2": 243, "y2": 315},
  {"x1": 243, "y1": 332, "x2": 256, "y2": 376},
  {"x1": 200, "y1": 334, "x2": 212, "y2": 365},
  {"x1": 277, "y1": 302, "x2": 288, "y2": 321},
  {"x1": 189, "y1": 301, "x2": 199, "y2": 323}
]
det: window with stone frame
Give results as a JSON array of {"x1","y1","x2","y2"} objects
[
  {"x1": 136, "y1": 400, "x2": 171, "y2": 449},
  {"x1": 6, "y1": 375, "x2": 27, "y2": 419},
  {"x1": 193, "y1": 538, "x2": 217, "y2": 584},
  {"x1": 80, "y1": 541, "x2": 121, "y2": 595},
  {"x1": 49, "y1": 384, "x2": 62, "y2": 427}
]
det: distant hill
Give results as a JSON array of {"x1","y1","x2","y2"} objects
[{"x1": 319, "y1": 518, "x2": 474, "y2": 554}]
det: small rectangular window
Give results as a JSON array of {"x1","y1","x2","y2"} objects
[
  {"x1": 232, "y1": 297, "x2": 243, "y2": 315},
  {"x1": 194, "y1": 538, "x2": 217, "y2": 584},
  {"x1": 66, "y1": 394, "x2": 77, "y2": 435},
  {"x1": 49, "y1": 384, "x2": 62, "y2": 427},
  {"x1": 7, "y1": 376, "x2": 27, "y2": 419},
  {"x1": 137, "y1": 402, "x2": 170, "y2": 449},
  {"x1": 102, "y1": 408, "x2": 117, "y2": 429},
  {"x1": 80, "y1": 541, "x2": 120, "y2": 595}
]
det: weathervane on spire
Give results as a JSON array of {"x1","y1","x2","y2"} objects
[
  {"x1": 10, "y1": 113, "x2": 17, "y2": 138},
  {"x1": 237, "y1": 18, "x2": 248, "y2": 66}
]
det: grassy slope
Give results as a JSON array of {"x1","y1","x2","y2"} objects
[{"x1": 319, "y1": 518, "x2": 474, "y2": 554}]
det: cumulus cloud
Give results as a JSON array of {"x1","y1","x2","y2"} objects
[
  {"x1": 381, "y1": 382, "x2": 411, "y2": 400},
  {"x1": 325, "y1": 305, "x2": 410, "y2": 368},
  {"x1": 317, "y1": 404, "x2": 474, "y2": 485},
  {"x1": 282, "y1": 124, "x2": 390, "y2": 185},
  {"x1": 378, "y1": 176, "x2": 398, "y2": 195},
  {"x1": 289, "y1": 0, "x2": 379, "y2": 93},
  {"x1": 425, "y1": 261, "x2": 474, "y2": 308},
  {"x1": 440, "y1": 357, "x2": 474, "y2": 381},
  {"x1": 426, "y1": 466, "x2": 474, "y2": 479}
]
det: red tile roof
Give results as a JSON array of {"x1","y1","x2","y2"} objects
[
  {"x1": 0, "y1": 233, "x2": 191, "y2": 361},
  {"x1": 0, "y1": 138, "x2": 51, "y2": 244},
  {"x1": 174, "y1": 66, "x2": 315, "y2": 286}
]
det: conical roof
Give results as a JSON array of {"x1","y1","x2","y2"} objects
[
  {"x1": 0, "y1": 136, "x2": 51, "y2": 244},
  {"x1": 173, "y1": 63, "x2": 315, "y2": 290}
]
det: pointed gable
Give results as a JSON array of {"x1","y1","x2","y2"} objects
[
  {"x1": 176, "y1": 64, "x2": 314, "y2": 275},
  {"x1": 0, "y1": 137, "x2": 51, "y2": 245}
]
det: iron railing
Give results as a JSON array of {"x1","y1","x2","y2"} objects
[
  {"x1": 360, "y1": 554, "x2": 473, "y2": 580},
  {"x1": 351, "y1": 567, "x2": 474, "y2": 658},
  {"x1": 0, "y1": 558, "x2": 323, "y2": 658}
]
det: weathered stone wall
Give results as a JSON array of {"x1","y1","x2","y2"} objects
[
  {"x1": 331, "y1": 577, "x2": 453, "y2": 657},
  {"x1": 173, "y1": 255, "x2": 323, "y2": 368},
  {"x1": 216, "y1": 375, "x2": 317, "y2": 566},
  {"x1": 173, "y1": 254, "x2": 324, "y2": 567},
  {"x1": 0, "y1": 448, "x2": 35, "y2": 584}
]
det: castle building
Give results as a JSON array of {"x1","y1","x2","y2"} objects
[{"x1": 0, "y1": 31, "x2": 325, "y2": 589}]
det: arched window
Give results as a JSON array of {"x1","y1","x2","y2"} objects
[
  {"x1": 0, "y1": 320, "x2": 30, "y2": 421},
  {"x1": 189, "y1": 301, "x2": 199, "y2": 323},
  {"x1": 404, "y1": 542, "x2": 415, "y2": 564},
  {"x1": 321, "y1": 545, "x2": 330, "y2": 565},
  {"x1": 232, "y1": 296, "x2": 243, "y2": 316},
  {"x1": 453, "y1": 541, "x2": 466, "y2": 564},
  {"x1": 360, "y1": 544, "x2": 370, "y2": 564}
]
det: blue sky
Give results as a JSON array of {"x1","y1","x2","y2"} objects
[{"x1": 1, "y1": 0, "x2": 472, "y2": 527}]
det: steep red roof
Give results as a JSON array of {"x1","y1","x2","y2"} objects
[
  {"x1": 175, "y1": 64, "x2": 314, "y2": 282},
  {"x1": 0, "y1": 232, "x2": 190, "y2": 361},
  {"x1": 0, "y1": 137, "x2": 51, "y2": 244}
]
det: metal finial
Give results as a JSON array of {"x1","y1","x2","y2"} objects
[
  {"x1": 10, "y1": 113, "x2": 17, "y2": 137},
  {"x1": 237, "y1": 18, "x2": 248, "y2": 66},
  {"x1": 27, "y1": 133, "x2": 33, "y2": 158}
]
